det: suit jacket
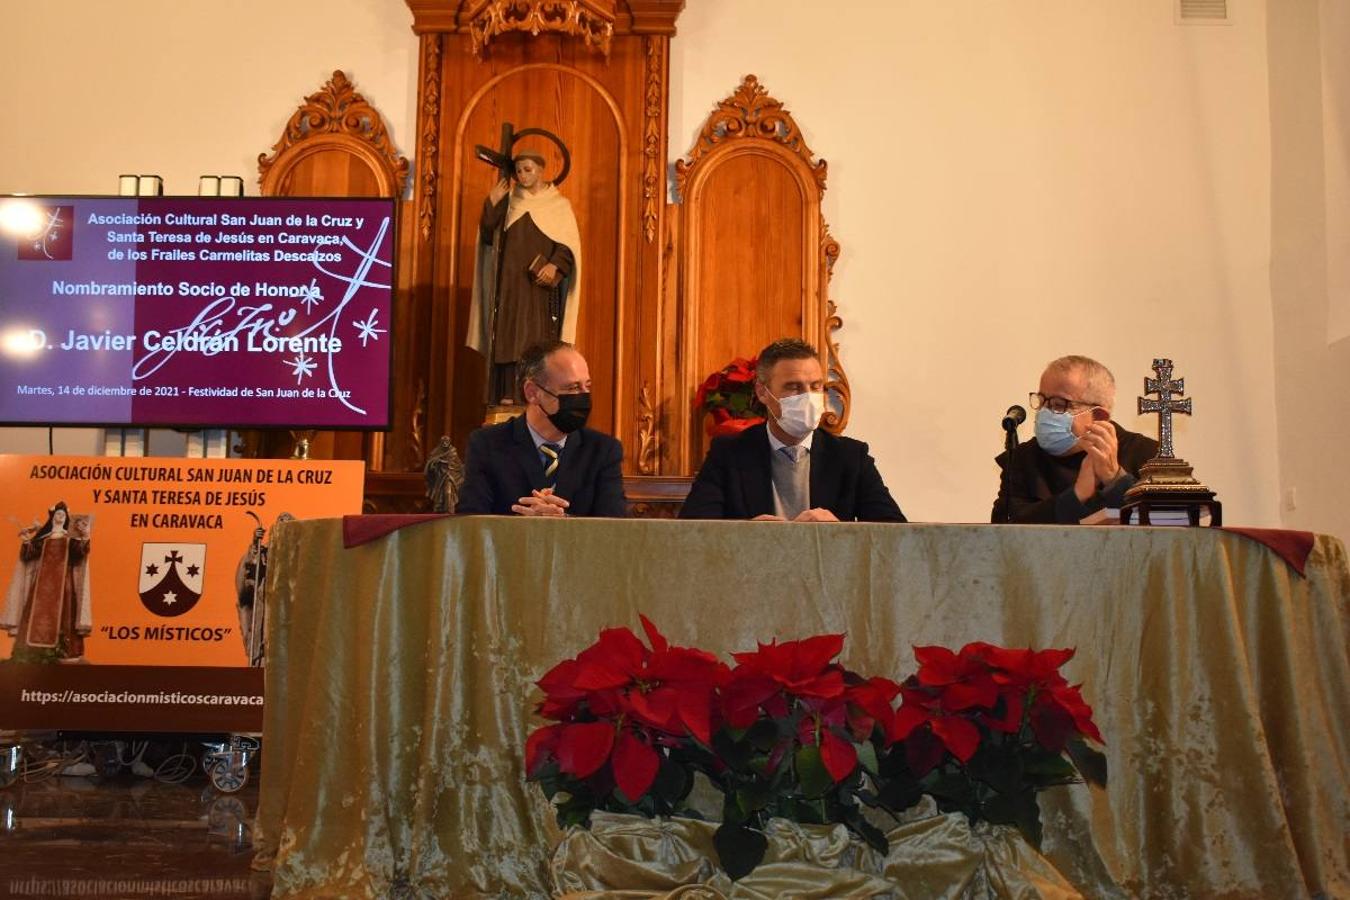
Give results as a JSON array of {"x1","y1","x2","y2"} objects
[
  {"x1": 679, "y1": 423, "x2": 906, "y2": 522},
  {"x1": 991, "y1": 422, "x2": 1158, "y2": 524},
  {"x1": 457, "y1": 415, "x2": 628, "y2": 517}
]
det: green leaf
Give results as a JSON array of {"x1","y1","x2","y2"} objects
[
  {"x1": 652, "y1": 757, "x2": 692, "y2": 805},
  {"x1": 982, "y1": 789, "x2": 1043, "y2": 849},
  {"x1": 795, "y1": 745, "x2": 833, "y2": 799},
  {"x1": 1066, "y1": 739, "x2": 1108, "y2": 788},
  {"x1": 855, "y1": 741, "x2": 880, "y2": 777},
  {"x1": 713, "y1": 823, "x2": 769, "y2": 881},
  {"x1": 875, "y1": 776, "x2": 923, "y2": 814},
  {"x1": 854, "y1": 815, "x2": 889, "y2": 854},
  {"x1": 735, "y1": 783, "x2": 772, "y2": 815},
  {"x1": 746, "y1": 718, "x2": 781, "y2": 751}
]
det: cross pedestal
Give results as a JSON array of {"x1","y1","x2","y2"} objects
[{"x1": 1120, "y1": 358, "x2": 1221, "y2": 527}]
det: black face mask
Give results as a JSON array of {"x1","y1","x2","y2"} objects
[{"x1": 538, "y1": 387, "x2": 591, "y2": 434}]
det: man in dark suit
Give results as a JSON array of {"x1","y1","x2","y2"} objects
[
  {"x1": 680, "y1": 338, "x2": 906, "y2": 522},
  {"x1": 992, "y1": 354, "x2": 1158, "y2": 523},
  {"x1": 457, "y1": 341, "x2": 627, "y2": 517}
]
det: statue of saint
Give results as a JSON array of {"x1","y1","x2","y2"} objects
[
  {"x1": 2, "y1": 501, "x2": 93, "y2": 662},
  {"x1": 468, "y1": 151, "x2": 582, "y2": 404},
  {"x1": 424, "y1": 435, "x2": 466, "y2": 513}
]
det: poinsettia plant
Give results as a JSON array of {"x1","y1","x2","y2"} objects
[
  {"x1": 525, "y1": 615, "x2": 727, "y2": 825},
  {"x1": 694, "y1": 356, "x2": 765, "y2": 438},
  {"x1": 876, "y1": 642, "x2": 1107, "y2": 848},
  {"x1": 698, "y1": 633, "x2": 902, "y2": 879}
]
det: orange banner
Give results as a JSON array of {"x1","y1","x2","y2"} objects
[{"x1": 0, "y1": 454, "x2": 363, "y2": 731}]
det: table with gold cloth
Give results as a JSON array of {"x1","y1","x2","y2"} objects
[{"x1": 253, "y1": 518, "x2": 1349, "y2": 898}]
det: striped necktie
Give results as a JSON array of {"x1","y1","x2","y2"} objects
[{"x1": 540, "y1": 442, "x2": 561, "y2": 485}]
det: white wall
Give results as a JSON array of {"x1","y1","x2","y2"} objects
[
  {"x1": 3, "y1": 1, "x2": 1343, "y2": 539},
  {"x1": 1268, "y1": 0, "x2": 1350, "y2": 546}
]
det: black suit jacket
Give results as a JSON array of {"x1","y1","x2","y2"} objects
[
  {"x1": 679, "y1": 423, "x2": 906, "y2": 522},
  {"x1": 457, "y1": 415, "x2": 627, "y2": 517},
  {"x1": 991, "y1": 422, "x2": 1158, "y2": 524}
]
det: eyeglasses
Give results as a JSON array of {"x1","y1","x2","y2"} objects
[{"x1": 1028, "y1": 392, "x2": 1100, "y2": 415}]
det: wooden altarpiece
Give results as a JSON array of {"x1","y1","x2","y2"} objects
[{"x1": 247, "y1": 8, "x2": 852, "y2": 515}]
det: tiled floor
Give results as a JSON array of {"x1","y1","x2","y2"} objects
[{"x1": 0, "y1": 748, "x2": 270, "y2": 899}]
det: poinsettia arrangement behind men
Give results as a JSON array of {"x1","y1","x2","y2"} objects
[{"x1": 694, "y1": 356, "x2": 766, "y2": 437}]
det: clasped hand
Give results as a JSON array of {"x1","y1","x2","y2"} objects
[
  {"x1": 512, "y1": 488, "x2": 569, "y2": 517},
  {"x1": 752, "y1": 508, "x2": 840, "y2": 523},
  {"x1": 1074, "y1": 421, "x2": 1123, "y2": 501}
]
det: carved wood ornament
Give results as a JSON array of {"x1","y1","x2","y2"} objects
[
  {"x1": 258, "y1": 70, "x2": 409, "y2": 197},
  {"x1": 465, "y1": 0, "x2": 615, "y2": 58}
]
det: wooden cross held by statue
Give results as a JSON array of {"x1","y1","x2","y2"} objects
[{"x1": 1138, "y1": 358, "x2": 1192, "y2": 459}]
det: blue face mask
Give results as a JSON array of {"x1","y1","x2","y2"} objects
[{"x1": 1034, "y1": 407, "x2": 1082, "y2": 456}]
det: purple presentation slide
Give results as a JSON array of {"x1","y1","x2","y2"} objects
[{"x1": 0, "y1": 196, "x2": 394, "y2": 428}]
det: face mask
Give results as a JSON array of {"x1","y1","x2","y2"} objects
[
  {"x1": 769, "y1": 390, "x2": 826, "y2": 440},
  {"x1": 1034, "y1": 406, "x2": 1090, "y2": 456},
  {"x1": 537, "y1": 387, "x2": 591, "y2": 434}
]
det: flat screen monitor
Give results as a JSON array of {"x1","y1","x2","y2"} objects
[{"x1": 0, "y1": 195, "x2": 395, "y2": 429}]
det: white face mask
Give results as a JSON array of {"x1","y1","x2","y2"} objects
[{"x1": 769, "y1": 390, "x2": 826, "y2": 440}]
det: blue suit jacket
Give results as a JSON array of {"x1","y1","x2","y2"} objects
[
  {"x1": 679, "y1": 423, "x2": 906, "y2": 522},
  {"x1": 457, "y1": 415, "x2": 628, "y2": 517}
]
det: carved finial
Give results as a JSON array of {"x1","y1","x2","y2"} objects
[
  {"x1": 258, "y1": 70, "x2": 409, "y2": 195},
  {"x1": 675, "y1": 74, "x2": 828, "y2": 199},
  {"x1": 467, "y1": 0, "x2": 614, "y2": 59}
]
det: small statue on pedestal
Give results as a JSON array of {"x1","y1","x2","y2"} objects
[
  {"x1": 1120, "y1": 358, "x2": 1222, "y2": 526},
  {"x1": 424, "y1": 436, "x2": 466, "y2": 514}
]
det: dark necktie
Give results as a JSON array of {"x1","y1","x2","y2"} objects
[{"x1": 540, "y1": 442, "x2": 561, "y2": 485}]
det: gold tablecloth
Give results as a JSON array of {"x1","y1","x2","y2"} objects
[{"x1": 254, "y1": 519, "x2": 1350, "y2": 898}]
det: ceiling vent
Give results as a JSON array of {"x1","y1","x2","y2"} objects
[{"x1": 1176, "y1": 0, "x2": 1230, "y2": 24}]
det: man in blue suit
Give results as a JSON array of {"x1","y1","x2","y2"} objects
[
  {"x1": 680, "y1": 338, "x2": 905, "y2": 523},
  {"x1": 458, "y1": 341, "x2": 627, "y2": 517}
]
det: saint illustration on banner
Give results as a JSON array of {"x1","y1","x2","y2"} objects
[
  {"x1": 468, "y1": 123, "x2": 582, "y2": 405},
  {"x1": 1, "y1": 501, "x2": 93, "y2": 662}
]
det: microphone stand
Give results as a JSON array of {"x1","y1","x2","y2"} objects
[{"x1": 1000, "y1": 420, "x2": 1020, "y2": 524}]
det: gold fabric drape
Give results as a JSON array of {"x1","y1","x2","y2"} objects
[
  {"x1": 551, "y1": 804, "x2": 1081, "y2": 898},
  {"x1": 253, "y1": 519, "x2": 1350, "y2": 898}
]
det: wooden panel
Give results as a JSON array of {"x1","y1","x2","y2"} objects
[{"x1": 692, "y1": 151, "x2": 807, "y2": 378}]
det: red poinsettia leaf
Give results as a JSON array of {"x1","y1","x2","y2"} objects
[
  {"x1": 1029, "y1": 698, "x2": 1075, "y2": 752},
  {"x1": 1047, "y1": 684, "x2": 1103, "y2": 744},
  {"x1": 941, "y1": 677, "x2": 1000, "y2": 711},
  {"x1": 903, "y1": 726, "x2": 946, "y2": 777},
  {"x1": 913, "y1": 645, "x2": 962, "y2": 685},
  {"x1": 525, "y1": 723, "x2": 564, "y2": 776},
  {"x1": 722, "y1": 671, "x2": 778, "y2": 716},
  {"x1": 762, "y1": 693, "x2": 789, "y2": 719},
  {"x1": 931, "y1": 716, "x2": 981, "y2": 763},
  {"x1": 612, "y1": 730, "x2": 661, "y2": 801},
  {"x1": 638, "y1": 614, "x2": 669, "y2": 654},
  {"x1": 819, "y1": 729, "x2": 858, "y2": 782},
  {"x1": 556, "y1": 721, "x2": 615, "y2": 778},
  {"x1": 983, "y1": 690, "x2": 1024, "y2": 733},
  {"x1": 675, "y1": 687, "x2": 714, "y2": 745},
  {"x1": 537, "y1": 659, "x2": 584, "y2": 697},
  {"x1": 793, "y1": 634, "x2": 846, "y2": 678},
  {"x1": 627, "y1": 686, "x2": 679, "y2": 732},
  {"x1": 537, "y1": 696, "x2": 581, "y2": 720},
  {"x1": 847, "y1": 677, "x2": 901, "y2": 722},
  {"x1": 891, "y1": 704, "x2": 928, "y2": 742}
]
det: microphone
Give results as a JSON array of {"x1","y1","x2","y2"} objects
[{"x1": 1001, "y1": 405, "x2": 1026, "y2": 431}]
